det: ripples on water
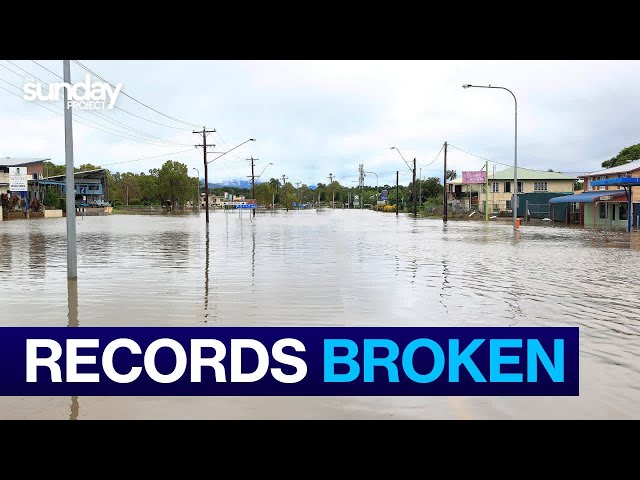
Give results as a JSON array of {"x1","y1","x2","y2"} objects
[{"x1": 0, "y1": 210, "x2": 639, "y2": 419}]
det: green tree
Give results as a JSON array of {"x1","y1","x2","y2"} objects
[
  {"x1": 445, "y1": 169, "x2": 457, "y2": 181},
  {"x1": 77, "y1": 163, "x2": 101, "y2": 172},
  {"x1": 157, "y1": 160, "x2": 191, "y2": 210},
  {"x1": 42, "y1": 161, "x2": 66, "y2": 177},
  {"x1": 43, "y1": 188, "x2": 61, "y2": 208},
  {"x1": 601, "y1": 143, "x2": 640, "y2": 168},
  {"x1": 138, "y1": 171, "x2": 160, "y2": 204}
]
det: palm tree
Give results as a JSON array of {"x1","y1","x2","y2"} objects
[{"x1": 446, "y1": 169, "x2": 457, "y2": 181}]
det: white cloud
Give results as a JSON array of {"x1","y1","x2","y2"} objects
[{"x1": 2, "y1": 59, "x2": 640, "y2": 188}]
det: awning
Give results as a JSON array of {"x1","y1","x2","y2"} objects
[
  {"x1": 548, "y1": 189, "x2": 626, "y2": 204},
  {"x1": 591, "y1": 177, "x2": 640, "y2": 187}
]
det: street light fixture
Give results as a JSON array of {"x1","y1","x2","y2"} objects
[
  {"x1": 192, "y1": 167, "x2": 200, "y2": 211},
  {"x1": 390, "y1": 146, "x2": 412, "y2": 173},
  {"x1": 462, "y1": 84, "x2": 518, "y2": 231},
  {"x1": 257, "y1": 162, "x2": 274, "y2": 179}
]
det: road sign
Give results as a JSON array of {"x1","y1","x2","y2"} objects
[
  {"x1": 237, "y1": 204, "x2": 256, "y2": 209},
  {"x1": 381, "y1": 189, "x2": 388, "y2": 196},
  {"x1": 9, "y1": 167, "x2": 28, "y2": 192},
  {"x1": 599, "y1": 195, "x2": 612, "y2": 201},
  {"x1": 462, "y1": 171, "x2": 486, "y2": 184},
  {"x1": 381, "y1": 195, "x2": 388, "y2": 201}
]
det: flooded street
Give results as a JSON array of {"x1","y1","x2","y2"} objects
[{"x1": 1, "y1": 210, "x2": 639, "y2": 419}]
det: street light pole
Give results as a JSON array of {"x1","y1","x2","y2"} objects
[
  {"x1": 463, "y1": 84, "x2": 518, "y2": 230},
  {"x1": 419, "y1": 167, "x2": 422, "y2": 207},
  {"x1": 63, "y1": 60, "x2": 77, "y2": 280}
]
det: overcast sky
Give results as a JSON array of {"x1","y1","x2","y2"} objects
[{"x1": 1, "y1": 60, "x2": 639, "y2": 187}]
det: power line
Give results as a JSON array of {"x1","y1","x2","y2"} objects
[
  {"x1": 10, "y1": 60, "x2": 192, "y2": 144},
  {"x1": 0, "y1": 72, "x2": 191, "y2": 147},
  {"x1": 99, "y1": 148, "x2": 197, "y2": 167},
  {"x1": 0, "y1": 75, "x2": 189, "y2": 148},
  {"x1": 73, "y1": 60, "x2": 201, "y2": 128},
  {"x1": 30, "y1": 60, "x2": 194, "y2": 131},
  {"x1": 419, "y1": 143, "x2": 445, "y2": 168}
]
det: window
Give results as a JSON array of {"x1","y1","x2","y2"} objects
[
  {"x1": 492, "y1": 182, "x2": 499, "y2": 193},
  {"x1": 506, "y1": 200, "x2": 512, "y2": 210},
  {"x1": 517, "y1": 181, "x2": 524, "y2": 193},
  {"x1": 504, "y1": 181, "x2": 511, "y2": 193},
  {"x1": 533, "y1": 181, "x2": 547, "y2": 191},
  {"x1": 599, "y1": 203, "x2": 606, "y2": 219},
  {"x1": 598, "y1": 176, "x2": 606, "y2": 191},
  {"x1": 620, "y1": 203, "x2": 628, "y2": 220}
]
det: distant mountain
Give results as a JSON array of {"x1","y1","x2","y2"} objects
[
  {"x1": 203, "y1": 179, "x2": 320, "y2": 190},
  {"x1": 202, "y1": 179, "x2": 255, "y2": 189}
]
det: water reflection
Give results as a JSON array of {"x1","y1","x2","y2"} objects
[
  {"x1": 156, "y1": 231, "x2": 190, "y2": 268},
  {"x1": 67, "y1": 279, "x2": 78, "y2": 327},
  {"x1": 67, "y1": 279, "x2": 79, "y2": 420},
  {"x1": 0, "y1": 212, "x2": 639, "y2": 419},
  {"x1": 204, "y1": 226, "x2": 210, "y2": 321},
  {"x1": 440, "y1": 259, "x2": 450, "y2": 313},
  {"x1": 28, "y1": 232, "x2": 46, "y2": 278},
  {"x1": 0, "y1": 233, "x2": 12, "y2": 273}
]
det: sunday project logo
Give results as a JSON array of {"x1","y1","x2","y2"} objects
[{"x1": 23, "y1": 74, "x2": 122, "y2": 110}]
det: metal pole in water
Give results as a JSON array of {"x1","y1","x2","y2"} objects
[{"x1": 63, "y1": 60, "x2": 77, "y2": 280}]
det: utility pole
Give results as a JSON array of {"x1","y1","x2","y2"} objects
[
  {"x1": 193, "y1": 127, "x2": 216, "y2": 224},
  {"x1": 63, "y1": 60, "x2": 77, "y2": 280},
  {"x1": 443, "y1": 142, "x2": 448, "y2": 223},
  {"x1": 328, "y1": 173, "x2": 334, "y2": 208},
  {"x1": 485, "y1": 160, "x2": 489, "y2": 222},
  {"x1": 358, "y1": 164, "x2": 364, "y2": 210},
  {"x1": 281, "y1": 174, "x2": 288, "y2": 210},
  {"x1": 247, "y1": 156, "x2": 259, "y2": 217},
  {"x1": 419, "y1": 167, "x2": 422, "y2": 207},
  {"x1": 412, "y1": 158, "x2": 417, "y2": 217},
  {"x1": 396, "y1": 171, "x2": 399, "y2": 216}
]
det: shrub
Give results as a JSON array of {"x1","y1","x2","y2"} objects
[
  {"x1": 43, "y1": 189, "x2": 62, "y2": 208},
  {"x1": 29, "y1": 198, "x2": 43, "y2": 212}
]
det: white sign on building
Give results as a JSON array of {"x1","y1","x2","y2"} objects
[{"x1": 9, "y1": 167, "x2": 28, "y2": 192}]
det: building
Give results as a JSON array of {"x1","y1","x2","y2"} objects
[
  {"x1": 448, "y1": 167, "x2": 576, "y2": 215},
  {"x1": 0, "y1": 157, "x2": 47, "y2": 196},
  {"x1": 37, "y1": 168, "x2": 109, "y2": 206},
  {"x1": 548, "y1": 159, "x2": 640, "y2": 229}
]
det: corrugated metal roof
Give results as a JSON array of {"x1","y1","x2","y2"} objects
[
  {"x1": 582, "y1": 159, "x2": 640, "y2": 177},
  {"x1": 489, "y1": 167, "x2": 577, "y2": 181},
  {"x1": 44, "y1": 169, "x2": 105, "y2": 180},
  {"x1": 0, "y1": 157, "x2": 49, "y2": 166},
  {"x1": 591, "y1": 177, "x2": 640, "y2": 187},
  {"x1": 548, "y1": 189, "x2": 626, "y2": 204}
]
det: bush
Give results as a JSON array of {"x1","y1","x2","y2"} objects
[
  {"x1": 0, "y1": 193, "x2": 8, "y2": 218},
  {"x1": 43, "y1": 189, "x2": 62, "y2": 208},
  {"x1": 59, "y1": 197, "x2": 66, "y2": 212},
  {"x1": 29, "y1": 198, "x2": 43, "y2": 212}
]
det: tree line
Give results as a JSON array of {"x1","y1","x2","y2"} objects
[{"x1": 42, "y1": 159, "x2": 447, "y2": 211}]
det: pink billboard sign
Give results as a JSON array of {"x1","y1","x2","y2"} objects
[{"x1": 462, "y1": 171, "x2": 486, "y2": 184}]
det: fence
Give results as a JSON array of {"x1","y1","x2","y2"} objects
[{"x1": 525, "y1": 202, "x2": 551, "y2": 220}]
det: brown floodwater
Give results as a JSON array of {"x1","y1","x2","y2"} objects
[{"x1": 0, "y1": 209, "x2": 639, "y2": 419}]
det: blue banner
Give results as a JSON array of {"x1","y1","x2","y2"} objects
[{"x1": 0, "y1": 327, "x2": 578, "y2": 396}]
